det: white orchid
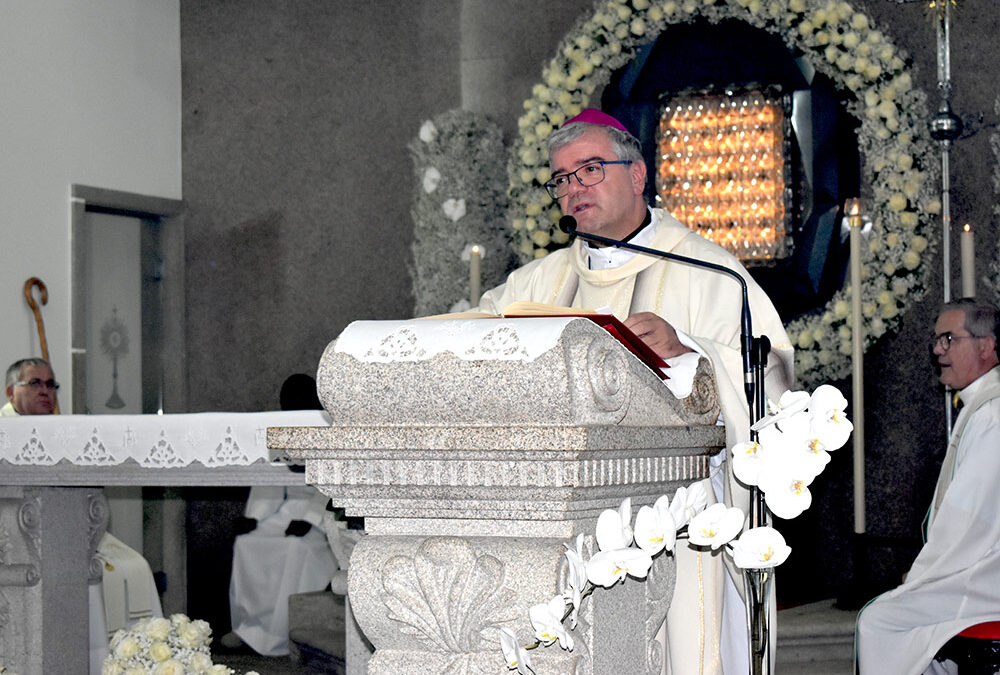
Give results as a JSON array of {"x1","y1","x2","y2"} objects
[
  {"x1": 732, "y1": 439, "x2": 764, "y2": 487},
  {"x1": 595, "y1": 497, "x2": 633, "y2": 551},
  {"x1": 528, "y1": 595, "x2": 574, "y2": 650},
  {"x1": 808, "y1": 384, "x2": 853, "y2": 451},
  {"x1": 633, "y1": 495, "x2": 677, "y2": 555},
  {"x1": 730, "y1": 527, "x2": 792, "y2": 569},
  {"x1": 668, "y1": 482, "x2": 708, "y2": 528},
  {"x1": 758, "y1": 458, "x2": 815, "y2": 520},
  {"x1": 751, "y1": 389, "x2": 810, "y2": 431},
  {"x1": 687, "y1": 503, "x2": 745, "y2": 549},
  {"x1": 499, "y1": 627, "x2": 535, "y2": 674},
  {"x1": 585, "y1": 547, "x2": 654, "y2": 588},
  {"x1": 562, "y1": 534, "x2": 587, "y2": 629}
]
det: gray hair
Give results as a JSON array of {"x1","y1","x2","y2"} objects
[
  {"x1": 547, "y1": 121, "x2": 644, "y2": 165},
  {"x1": 941, "y1": 298, "x2": 1000, "y2": 339},
  {"x1": 5, "y1": 358, "x2": 51, "y2": 388}
]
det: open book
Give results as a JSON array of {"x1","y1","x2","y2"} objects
[{"x1": 423, "y1": 301, "x2": 669, "y2": 379}]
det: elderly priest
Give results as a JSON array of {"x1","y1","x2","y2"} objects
[{"x1": 858, "y1": 299, "x2": 1000, "y2": 675}]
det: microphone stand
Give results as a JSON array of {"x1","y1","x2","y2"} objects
[
  {"x1": 558, "y1": 217, "x2": 768, "y2": 443},
  {"x1": 560, "y1": 215, "x2": 773, "y2": 675}
]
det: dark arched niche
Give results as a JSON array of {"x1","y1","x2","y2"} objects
[{"x1": 601, "y1": 19, "x2": 861, "y2": 322}]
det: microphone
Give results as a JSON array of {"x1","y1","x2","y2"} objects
[{"x1": 558, "y1": 215, "x2": 757, "y2": 417}]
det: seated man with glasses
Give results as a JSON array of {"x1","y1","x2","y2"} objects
[
  {"x1": 2, "y1": 357, "x2": 59, "y2": 415},
  {"x1": 478, "y1": 108, "x2": 793, "y2": 675},
  {"x1": 857, "y1": 298, "x2": 1000, "y2": 675}
]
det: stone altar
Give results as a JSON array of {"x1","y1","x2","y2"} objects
[
  {"x1": 0, "y1": 409, "x2": 330, "y2": 674},
  {"x1": 270, "y1": 317, "x2": 726, "y2": 674}
]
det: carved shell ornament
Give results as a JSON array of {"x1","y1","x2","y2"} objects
[{"x1": 381, "y1": 537, "x2": 520, "y2": 653}]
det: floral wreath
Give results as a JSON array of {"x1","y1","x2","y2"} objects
[
  {"x1": 506, "y1": 0, "x2": 941, "y2": 387},
  {"x1": 987, "y1": 94, "x2": 1000, "y2": 301}
]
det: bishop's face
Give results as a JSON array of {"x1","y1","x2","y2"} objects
[
  {"x1": 549, "y1": 128, "x2": 647, "y2": 241},
  {"x1": 933, "y1": 309, "x2": 999, "y2": 390}
]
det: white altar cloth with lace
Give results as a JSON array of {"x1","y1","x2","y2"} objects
[{"x1": 0, "y1": 411, "x2": 331, "y2": 467}]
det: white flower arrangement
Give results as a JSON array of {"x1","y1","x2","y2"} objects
[
  {"x1": 102, "y1": 614, "x2": 259, "y2": 675},
  {"x1": 499, "y1": 385, "x2": 850, "y2": 672},
  {"x1": 409, "y1": 110, "x2": 515, "y2": 316},
  {"x1": 506, "y1": 0, "x2": 939, "y2": 387},
  {"x1": 986, "y1": 94, "x2": 1000, "y2": 303}
]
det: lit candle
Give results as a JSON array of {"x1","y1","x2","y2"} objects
[
  {"x1": 469, "y1": 245, "x2": 481, "y2": 307},
  {"x1": 846, "y1": 198, "x2": 865, "y2": 535},
  {"x1": 961, "y1": 223, "x2": 975, "y2": 298}
]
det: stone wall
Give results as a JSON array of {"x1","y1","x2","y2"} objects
[{"x1": 181, "y1": 0, "x2": 1000, "y2": 598}]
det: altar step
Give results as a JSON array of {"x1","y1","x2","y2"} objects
[{"x1": 775, "y1": 598, "x2": 859, "y2": 674}]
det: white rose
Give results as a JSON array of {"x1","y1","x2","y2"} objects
[
  {"x1": 910, "y1": 235, "x2": 928, "y2": 253},
  {"x1": 114, "y1": 636, "x2": 140, "y2": 660},
  {"x1": 178, "y1": 620, "x2": 205, "y2": 648},
  {"x1": 147, "y1": 618, "x2": 172, "y2": 641},
  {"x1": 531, "y1": 230, "x2": 551, "y2": 247},
  {"x1": 902, "y1": 250, "x2": 920, "y2": 270},
  {"x1": 422, "y1": 167, "x2": 441, "y2": 194},
  {"x1": 153, "y1": 660, "x2": 185, "y2": 675},
  {"x1": 149, "y1": 640, "x2": 172, "y2": 662},
  {"x1": 189, "y1": 652, "x2": 214, "y2": 673},
  {"x1": 418, "y1": 120, "x2": 437, "y2": 143},
  {"x1": 442, "y1": 198, "x2": 466, "y2": 222},
  {"x1": 871, "y1": 317, "x2": 886, "y2": 337},
  {"x1": 889, "y1": 193, "x2": 907, "y2": 212}
]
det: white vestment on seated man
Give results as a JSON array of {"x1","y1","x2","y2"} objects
[
  {"x1": 229, "y1": 484, "x2": 336, "y2": 656},
  {"x1": 857, "y1": 366, "x2": 1000, "y2": 675},
  {"x1": 89, "y1": 533, "x2": 164, "y2": 674},
  {"x1": 479, "y1": 207, "x2": 794, "y2": 675}
]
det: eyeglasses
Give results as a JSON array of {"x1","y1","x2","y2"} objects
[
  {"x1": 14, "y1": 378, "x2": 60, "y2": 391},
  {"x1": 544, "y1": 160, "x2": 632, "y2": 200},
  {"x1": 932, "y1": 332, "x2": 984, "y2": 352}
]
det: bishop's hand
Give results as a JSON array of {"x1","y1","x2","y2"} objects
[{"x1": 623, "y1": 312, "x2": 694, "y2": 360}]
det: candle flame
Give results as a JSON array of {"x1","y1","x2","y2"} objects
[
  {"x1": 963, "y1": 223, "x2": 971, "y2": 233},
  {"x1": 471, "y1": 245, "x2": 481, "y2": 255}
]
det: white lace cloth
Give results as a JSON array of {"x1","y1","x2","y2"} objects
[
  {"x1": 334, "y1": 317, "x2": 579, "y2": 363},
  {"x1": 0, "y1": 410, "x2": 331, "y2": 467},
  {"x1": 336, "y1": 317, "x2": 700, "y2": 399}
]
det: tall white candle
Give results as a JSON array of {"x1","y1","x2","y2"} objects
[
  {"x1": 469, "y1": 245, "x2": 482, "y2": 307},
  {"x1": 846, "y1": 198, "x2": 866, "y2": 535},
  {"x1": 961, "y1": 223, "x2": 975, "y2": 298}
]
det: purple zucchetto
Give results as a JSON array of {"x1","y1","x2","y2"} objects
[{"x1": 561, "y1": 108, "x2": 630, "y2": 134}]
